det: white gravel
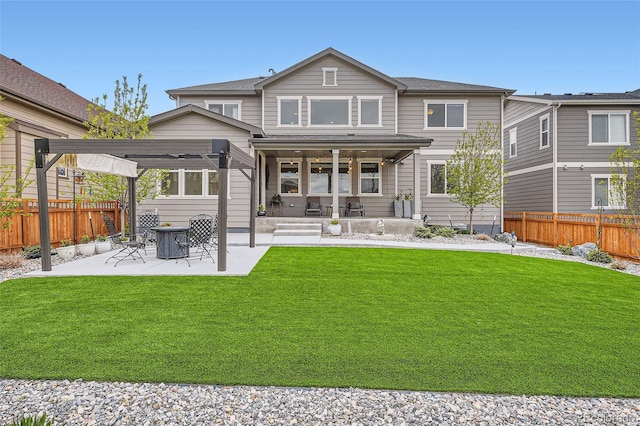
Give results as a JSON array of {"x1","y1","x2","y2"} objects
[{"x1": 1, "y1": 235, "x2": 639, "y2": 425}]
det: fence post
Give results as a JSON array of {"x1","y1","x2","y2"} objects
[
  {"x1": 21, "y1": 199, "x2": 29, "y2": 248},
  {"x1": 522, "y1": 212, "x2": 527, "y2": 242},
  {"x1": 75, "y1": 200, "x2": 82, "y2": 244},
  {"x1": 553, "y1": 213, "x2": 558, "y2": 247}
]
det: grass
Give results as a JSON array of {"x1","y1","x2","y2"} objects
[{"x1": 0, "y1": 247, "x2": 639, "y2": 397}]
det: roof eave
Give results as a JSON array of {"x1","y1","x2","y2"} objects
[
  {"x1": 0, "y1": 87, "x2": 88, "y2": 123},
  {"x1": 165, "y1": 89, "x2": 258, "y2": 96}
]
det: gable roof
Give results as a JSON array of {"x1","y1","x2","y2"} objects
[
  {"x1": 166, "y1": 77, "x2": 267, "y2": 96},
  {"x1": 396, "y1": 77, "x2": 513, "y2": 94},
  {"x1": 0, "y1": 54, "x2": 92, "y2": 122},
  {"x1": 149, "y1": 104, "x2": 265, "y2": 137},
  {"x1": 509, "y1": 89, "x2": 640, "y2": 105},
  {"x1": 254, "y1": 47, "x2": 406, "y2": 91}
]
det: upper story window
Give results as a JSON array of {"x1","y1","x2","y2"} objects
[
  {"x1": 540, "y1": 114, "x2": 550, "y2": 149},
  {"x1": 358, "y1": 96, "x2": 382, "y2": 126},
  {"x1": 277, "y1": 97, "x2": 301, "y2": 126},
  {"x1": 308, "y1": 97, "x2": 352, "y2": 126},
  {"x1": 424, "y1": 100, "x2": 467, "y2": 129},
  {"x1": 509, "y1": 128, "x2": 517, "y2": 158},
  {"x1": 322, "y1": 67, "x2": 337, "y2": 86},
  {"x1": 161, "y1": 169, "x2": 219, "y2": 198},
  {"x1": 308, "y1": 161, "x2": 350, "y2": 195},
  {"x1": 205, "y1": 100, "x2": 242, "y2": 120},
  {"x1": 359, "y1": 161, "x2": 381, "y2": 195},
  {"x1": 589, "y1": 110, "x2": 629, "y2": 145},
  {"x1": 279, "y1": 161, "x2": 300, "y2": 194}
]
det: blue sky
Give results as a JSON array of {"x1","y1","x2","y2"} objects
[{"x1": 1, "y1": 0, "x2": 639, "y2": 116}]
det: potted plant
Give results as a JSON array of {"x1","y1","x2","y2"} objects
[
  {"x1": 403, "y1": 189, "x2": 414, "y2": 218},
  {"x1": 393, "y1": 193, "x2": 404, "y2": 217},
  {"x1": 94, "y1": 234, "x2": 112, "y2": 254},
  {"x1": 77, "y1": 234, "x2": 95, "y2": 256},
  {"x1": 271, "y1": 193, "x2": 282, "y2": 204},
  {"x1": 327, "y1": 219, "x2": 341, "y2": 236},
  {"x1": 257, "y1": 203, "x2": 266, "y2": 216},
  {"x1": 56, "y1": 239, "x2": 76, "y2": 260},
  {"x1": 161, "y1": 222, "x2": 172, "y2": 227}
]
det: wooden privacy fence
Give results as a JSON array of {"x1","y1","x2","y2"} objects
[
  {"x1": 504, "y1": 211, "x2": 638, "y2": 260},
  {"x1": 0, "y1": 199, "x2": 121, "y2": 251}
]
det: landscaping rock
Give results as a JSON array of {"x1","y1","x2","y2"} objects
[{"x1": 572, "y1": 242, "x2": 597, "y2": 258}]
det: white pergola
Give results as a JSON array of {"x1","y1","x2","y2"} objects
[{"x1": 34, "y1": 138, "x2": 256, "y2": 272}]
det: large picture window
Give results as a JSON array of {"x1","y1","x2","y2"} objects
[
  {"x1": 308, "y1": 162, "x2": 350, "y2": 194},
  {"x1": 280, "y1": 162, "x2": 300, "y2": 194},
  {"x1": 309, "y1": 97, "x2": 351, "y2": 126},
  {"x1": 589, "y1": 111, "x2": 629, "y2": 145},
  {"x1": 424, "y1": 100, "x2": 467, "y2": 129},
  {"x1": 205, "y1": 100, "x2": 241, "y2": 120},
  {"x1": 359, "y1": 162, "x2": 380, "y2": 194}
]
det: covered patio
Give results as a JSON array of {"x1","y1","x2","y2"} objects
[{"x1": 252, "y1": 134, "x2": 432, "y2": 219}]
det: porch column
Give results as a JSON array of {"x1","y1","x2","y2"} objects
[
  {"x1": 413, "y1": 149, "x2": 422, "y2": 220},
  {"x1": 332, "y1": 149, "x2": 339, "y2": 219},
  {"x1": 259, "y1": 151, "x2": 266, "y2": 207}
]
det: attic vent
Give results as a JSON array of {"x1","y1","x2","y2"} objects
[
  {"x1": 543, "y1": 93, "x2": 551, "y2": 96},
  {"x1": 11, "y1": 58, "x2": 22, "y2": 65},
  {"x1": 58, "y1": 82, "x2": 67, "y2": 89},
  {"x1": 564, "y1": 93, "x2": 572, "y2": 96}
]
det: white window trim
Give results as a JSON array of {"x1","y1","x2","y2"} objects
[
  {"x1": 509, "y1": 127, "x2": 517, "y2": 158},
  {"x1": 322, "y1": 67, "x2": 338, "y2": 86},
  {"x1": 588, "y1": 110, "x2": 630, "y2": 146},
  {"x1": 357, "y1": 159, "x2": 383, "y2": 196},
  {"x1": 306, "y1": 159, "x2": 352, "y2": 196},
  {"x1": 423, "y1": 99, "x2": 468, "y2": 130},
  {"x1": 277, "y1": 160, "x2": 303, "y2": 197},
  {"x1": 357, "y1": 96, "x2": 383, "y2": 127},
  {"x1": 307, "y1": 96, "x2": 353, "y2": 127},
  {"x1": 539, "y1": 113, "x2": 550, "y2": 150},
  {"x1": 204, "y1": 100, "x2": 243, "y2": 120},
  {"x1": 427, "y1": 160, "x2": 450, "y2": 197},
  {"x1": 276, "y1": 96, "x2": 302, "y2": 128},
  {"x1": 160, "y1": 169, "x2": 225, "y2": 199},
  {"x1": 591, "y1": 173, "x2": 626, "y2": 209}
]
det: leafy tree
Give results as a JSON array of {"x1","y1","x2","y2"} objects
[
  {"x1": 0, "y1": 97, "x2": 32, "y2": 230},
  {"x1": 446, "y1": 121, "x2": 505, "y2": 234},
  {"x1": 610, "y1": 111, "x2": 640, "y2": 259},
  {"x1": 82, "y1": 74, "x2": 166, "y2": 231}
]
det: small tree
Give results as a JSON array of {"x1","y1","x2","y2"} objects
[
  {"x1": 0, "y1": 98, "x2": 32, "y2": 230},
  {"x1": 82, "y1": 74, "x2": 166, "y2": 231},
  {"x1": 610, "y1": 111, "x2": 640, "y2": 259},
  {"x1": 446, "y1": 121, "x2": 505, "y2": 234}
]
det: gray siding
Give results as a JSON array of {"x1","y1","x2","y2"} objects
[
  {"x1": 263, "y1": 56, "x2": 397, "y2": 134},
  {"x1": 504, "y1": 99, "x2": 547, "y2": 124},
  {"x1": 398, "y1": 96, "x2": 502, "y2": 149},
  {"x1": 504, "y1": 108, "x2": 554, "y2": 172},
  {"x1": 177, "y1": 95, "x2": 262, "y2": 128},
  {"x1": 557, "y1": 105, "x2": 639, "y2": 163},
  {"x1": 504, "y1": 169, "x2": 553, "y2": 212},
  {"x1": 144, "y1": 113, "x2": 253, "y2": 229},
  {"x1": 557, "y1": 167, "x2": 613, "y2": 214}
]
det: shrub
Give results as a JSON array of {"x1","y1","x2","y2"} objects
[
  {"x1": 95, "y1": 234, "x2": 107, "y2": 242},
  {"x1": 434, "y1": 227, "x2": 456, "y2": 238},
  {"x1": 557, "y1": 244, "x2": 573, "y2": 256},
  {"x1": 60, "y1": 239, "x2": 73, "y2": 247},
  {"x1": 413, "y1": 226, "x2": 434, "y2": 239},
  {"x1": 610, "y1": 260, "x2": 627, "y2": 271},
  {"x1": 586, "y1": 249, "x2": 612, "y2": 264},
  {"x1": 330, "y1": 219, "x2": 339, "y2": 225},
  {"x1": 0, "y1": 252, "x2": 26, "y2": 269},
  {"x1": 80, "y1": 235, "x2": 91, "y2": 244},
  {"x1": 6, "y1": 413, "x2": 60, "y2": 426},
  {"x1": 476, "y1": 233, "x2": 491, "y2": 241}
]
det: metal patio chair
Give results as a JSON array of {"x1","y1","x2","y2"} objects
[
  {"x1": 101, "y1": 213, "x2": 148, "y2": 267},
  {"x1": 138, "y1": 210, "x2": 159, "y2": 243},
  {"x1": 186, "y1": 214, "x2": 215, "y2": 263}
]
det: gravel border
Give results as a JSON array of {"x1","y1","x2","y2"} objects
[{"x1": 1, "y1": 236, "x2": 639, "y2": 425}]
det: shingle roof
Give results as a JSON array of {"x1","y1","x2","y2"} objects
[
  {"x1": 396, "y1": 77, "x2": 512, "y2": 93},
  {"x1": 516, "y1": 90, "x2": 640, "y2": 102},
  {"x1": 166, "y1": 77, "x2": 267, "y2": 94},
  {"x1": 0, "y1": 55, "x2": 92, "y2": 122}
]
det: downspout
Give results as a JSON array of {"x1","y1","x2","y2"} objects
[
  {"x1": 552, "y1": 102, "x2": 561, "y2": 213},
  {"x1": 500, "y1": 94, "x2": 505, "y2": 233}
]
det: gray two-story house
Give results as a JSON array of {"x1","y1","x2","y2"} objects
[
  {"x1": 503, "y1": 90, "x2": 640, "y2": 214},
  {"x1": 142, "y1": 48, "x2": 513, "y2": 231}
]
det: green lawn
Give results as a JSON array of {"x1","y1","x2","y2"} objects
[{"x1": 1, "y1": 247, "x2": 639, "y2": 397}]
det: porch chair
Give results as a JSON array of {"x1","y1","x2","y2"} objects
[
  {"x1": 345, "y1": 196, "x2": 365, "y2": 217},
  {"x1": 138, "y1": 210, "x2": 159, "y2": 243},
  {"x1": 101, "y1": 213, "x2": 148, "y2": 267},
  {"x1": 184, "y1": 213, "x2": 215, "y2": 263},
  {"x1": 448, "y1": 214, "x2": 466, "y2": 231},
  {"x1": 305, "y1": 196, "x2": 322, "y2": 216}
]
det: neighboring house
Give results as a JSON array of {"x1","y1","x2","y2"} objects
[
  {"x1": 144, "y1": 47, "x2": 513, "y2": 231},
  {"x1": 0, "y1": 54, "x2": 92, "y2": 199},
  {"x1": 503, "y1": 90, "x2": 640, "y2": 214}
]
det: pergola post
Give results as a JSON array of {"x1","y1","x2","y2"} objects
[
  {"x1": 213, "y1": 139, "x2": 230, "y2": 272},
  {"x1": 128, "y1": 176, "x2": 137, "y2": 237}
]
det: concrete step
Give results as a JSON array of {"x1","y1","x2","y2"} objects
[
  {"x1": 274, "y1": 223, "x2": 322, "y2": 231},
  {"x1": 273, "y1": 229, "x2": 321, "y2": 237}
]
